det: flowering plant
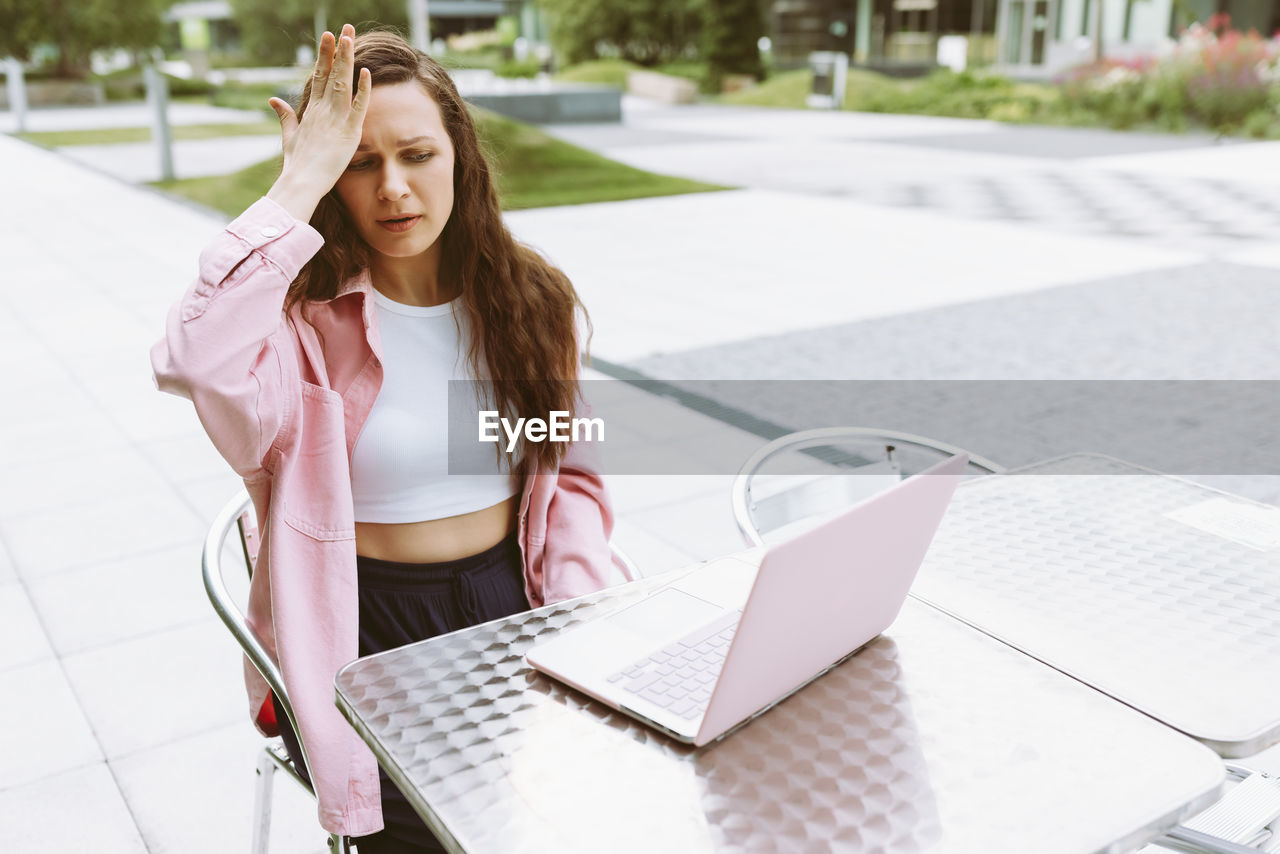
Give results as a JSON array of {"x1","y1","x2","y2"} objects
[{"x1": 1059, "y1": 14, "x2": 1280, "y2": 134}]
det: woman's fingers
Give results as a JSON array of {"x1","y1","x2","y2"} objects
[
  {"x1": 327, "y1": 24, "x2": 356, "y2": 104},
  {"x1": 267, "y1": 97, "x2": 298, "y2": 148},
  {"x1": 312, "y1": 30, "x2": 335, "y2": 93},
  {"x1": 346, "y1": 67, "x2": 372, "y2": 132}
]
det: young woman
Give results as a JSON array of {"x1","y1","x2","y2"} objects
[{"x1": 152, "y1": 25, "x2": 616, "y2": 852}]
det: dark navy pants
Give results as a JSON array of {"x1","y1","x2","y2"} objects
[{"x1": 276, "y1": 532, "x2": 529, "y2": 853}]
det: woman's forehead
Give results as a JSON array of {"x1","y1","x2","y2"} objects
[{"x1": 360, "y1": 81, "x2": 449, "y2": 144}]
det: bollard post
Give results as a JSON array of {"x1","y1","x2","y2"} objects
[
  {"x1": 408, "y1": 0, "x2": 431, "y2": 52},
  {"x1": 143, "y1": 64, "x2": 175, "y2": 182},
  {"x1": 314, "y1": 0, "x2": 327, "y2": 47},
  {"x1": 5, "y1": 57, "x2": 27, "y2": 133}
]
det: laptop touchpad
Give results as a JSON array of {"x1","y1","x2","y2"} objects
[{"x1": 607, "y1": 589, "x2": 723, "y2": 641}]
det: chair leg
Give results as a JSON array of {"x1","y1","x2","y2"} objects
[
  {"x1": 251, "y1": 747, "x2": 276, "y2": 854},
  {"x1": 328, "y1": 833, "x2": 350, "y2": 853}
]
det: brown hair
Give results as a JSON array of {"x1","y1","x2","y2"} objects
[{"x1": 287, "y1": 29, "x2": 587, "y2": 472}]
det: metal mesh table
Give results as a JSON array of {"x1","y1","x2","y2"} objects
[
  {"x1": 336, "y1": 585, "x2": 1223, "y2": 853},
  {"x1": 914, "y1": 454, "x2": 1280, "y2": 758}
]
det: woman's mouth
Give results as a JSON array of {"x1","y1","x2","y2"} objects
[{"x1": 378, "y1": 215, "x2": 421, "y2": 233}]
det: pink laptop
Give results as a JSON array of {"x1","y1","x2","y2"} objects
[{"x1": 526, "y1": 454, "x2": 967, "y2": 745}]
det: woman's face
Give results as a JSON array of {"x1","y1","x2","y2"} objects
[{"x1": 334, "y1": 81, "x2": 456, "y2": 262}]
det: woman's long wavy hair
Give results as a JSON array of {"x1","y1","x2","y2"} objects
[{"x1": 286, "y1": 30, "x2": 587, "y2": 473}]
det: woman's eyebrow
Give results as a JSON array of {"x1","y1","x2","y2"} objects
[{"x1": 355, "y1": 135, "x2": 438, "y2": 152}]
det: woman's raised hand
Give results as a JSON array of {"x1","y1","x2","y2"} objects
[{"x1": 266, "y1": 23, "x2": 371, "y2": 223}]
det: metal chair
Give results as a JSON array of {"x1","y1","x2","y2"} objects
[
  {"x1": 204, "y1": 491, "x2": 351, "y2": 854},
  {"x1": 205, "y1": 490, "x2": 641, "y2": 853},
  {"x1": 731, "y1": 427, "x2": 1005, "y2": 548}
]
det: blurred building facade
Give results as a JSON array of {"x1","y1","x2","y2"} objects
[
  {"x1": 768, "y1": 0, "x2": 997, "y2": 71},
  {"x1": 767, "y1": 0, "x2": 1274, "y2": 76},
  {"x1": 995, "y1": 0, "x2": 1278, "y2": 77}
]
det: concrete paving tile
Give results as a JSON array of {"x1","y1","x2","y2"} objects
[
  {"x1": 0, "y1": 539, "x2": 14, "y2": 586},
  {"x1": 27, "y1": 543, "x2": 211, "y2": 656},
  {"x1": 0, "y1": 486, "x2": 204, "y2": 579},
  {"x1": 1, "y1": 763, "x2": 147, "y2": 854},
  {"x1": 606, "y1": 474, "x2": 732, "y2": 515},
  {"x1": 0, "y1": 583, "x2": 54, "y2": 671},
  {"x1": 142, "y1": 432, "x2": 235, "y2": 485},
  {"x1": 175, "y1": 472, "x2": 251, "y2": 526},
  {"x1": 1, "y1": 381, "x2": 103, "y2": 429},
  {"x1": 507, "y1": 189, "x2": 1206, "y2": 363},
  {"x1": 623, "y1": 487, "x2": 749, "y2": 562},
  {"x1": 0, "y1": 445, "x2": 172, "y2": 518},
  {"x1": 0, "y1": 328, "x2": 44, "y2": 365},
  {"x1": 12, "y1": 297, "x2": 152, "y2": 358},
  {"x1": 5, "y1": 353, "x2": 76, "y2": 396},
  {"x1": 618, "y1": 102, "x2": 998, "y2": 142},
  {"x1": 60, "y1": 135, "x2": 281, "y2": 183},
  {"x1": 1084, "y1": 139, "x2": 1280, "y2": 185},
  {"x1": 0, "y1": 407, "x2": 133, "y2": 468},
  {"x1": 0, "y1": 659, "x2": 103, "y2": 789},
  {"x1": 112, "y1": 723, "x2": 330, "y2": 854},
  {"x1": 62, "y1": 620, "x2": 245, "y2": 759},
  {"x1": 1226, "y1": 246, "x2": 1280, "y2": 270},
  {"x1": 62, "y1": 338, "x2": 162, "y2": 385},
  {"x1": 0, "y1": 101, "x2": 267, "y2": 133},
  {"x1": 107, "y1": 381, "x2": 208, "y2": 444},
  {"x1": 609, "y1": 519, "x2": 700, "y2": 579}
]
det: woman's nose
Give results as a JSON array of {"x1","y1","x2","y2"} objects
[{"x1": 377, "y1": 165, "x2": 410, "y2": 200}]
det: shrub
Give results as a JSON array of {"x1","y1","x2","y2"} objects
[
  {"x1": 540, "y1": 0, "x2": 703, "y2": 67},
  {"x1": 555, "y1": 59, "x2": 641, "y2": 88},
  {"x1": 93, "y1": 69, "x2": 217, "y2": 101},
  {"x1": 1241, "y1": 106, "x2": 1278, "y2": 138},
  {"x1": 495, "y1": 58, "x2": 541, "y2": 79},
  {"x1": 1058, "y1": 16, "x2": 1280, "y2": 133},
  {"x1": 703, "y1": 0, "x2": 764, "y2": 89},
  {"x1": 1182, "y1": 23, "x2": 1273, "y2": 128}
]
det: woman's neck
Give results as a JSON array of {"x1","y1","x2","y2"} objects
[{"x1": 369, "y1": 245, "x2": 457, "y2": 306}]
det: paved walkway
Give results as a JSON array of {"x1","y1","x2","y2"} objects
[{"x1": 2, "y1": 97, "x2": 1278, "y2": 852}]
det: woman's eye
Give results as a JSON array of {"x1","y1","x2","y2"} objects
[
  {"x1": 346, "y1": 160, "x2": 372, "y2": 171},
  {"x1": 406, "y1": 152, "x2": 433, "y2": 162}
]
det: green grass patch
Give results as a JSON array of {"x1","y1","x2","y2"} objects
[
  {"x1": 555, "y1": 59, "x2": 640, "y2": 89},
  {"x1": 150, "y1": 107, "x2": 728, "y2": 215},
  {"x1": 152, "y1": 154, "x2": 285, "y2": 215},
  {"x1": 475, "y1": 109, "x2": 726, "y2": 209},
  {"x1": 715, "y1": 68, "x2": 814, "y2": 107},
  {"x1": 15, "y1": 121, "x2": 280, "y2": 148},
  {"x1": 210, "y1": 82, "x2": 284, "y2": 114}
]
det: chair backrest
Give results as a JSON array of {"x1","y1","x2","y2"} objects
[
  {"x1": 203, "y1": 490, "x2": 315, "y2": 781},
  {"x1": 732, "y1": 427, "x2": 1004, "y2": 547},
  {"x1": 610, "y1": 541, "x2": 641, "y2": 582}
]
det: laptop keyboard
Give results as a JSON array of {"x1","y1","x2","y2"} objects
[{"x1": 606, "y1": 610, "x2": 741, "y2": 720}]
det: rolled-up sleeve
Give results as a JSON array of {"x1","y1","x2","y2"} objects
[{"x1": 151, "y1": 197, "x2": 324, "y2": 477}]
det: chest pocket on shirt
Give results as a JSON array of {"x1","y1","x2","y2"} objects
[{"x1": 281, "y1": 382, "x2": 356, "y2": 541}]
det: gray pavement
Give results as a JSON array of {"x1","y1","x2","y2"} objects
[
  {"x1": 60, "y1": 135, "x2": 280, "y2": 182},
  {"x1": 0, "y1": 102, "x2": 267, "y2": 132},
  {"x1": 542, "y1": 99, "x2": 1280, "y2": 256},
  {"x1": 3, "y1": 95, "x2": 1280, "y2": 852}
]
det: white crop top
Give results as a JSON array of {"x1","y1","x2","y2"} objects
[{"x1": 350, "y1": 290, "x2": 518, "y2": 523}]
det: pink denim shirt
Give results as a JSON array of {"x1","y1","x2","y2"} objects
[{"x1": 151, "y1": 197, "x2": 615, "y2": 836}]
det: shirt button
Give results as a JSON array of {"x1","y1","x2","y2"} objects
[{"x1": 261, "y1": 226, "x2": 280, "y2": 238}]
